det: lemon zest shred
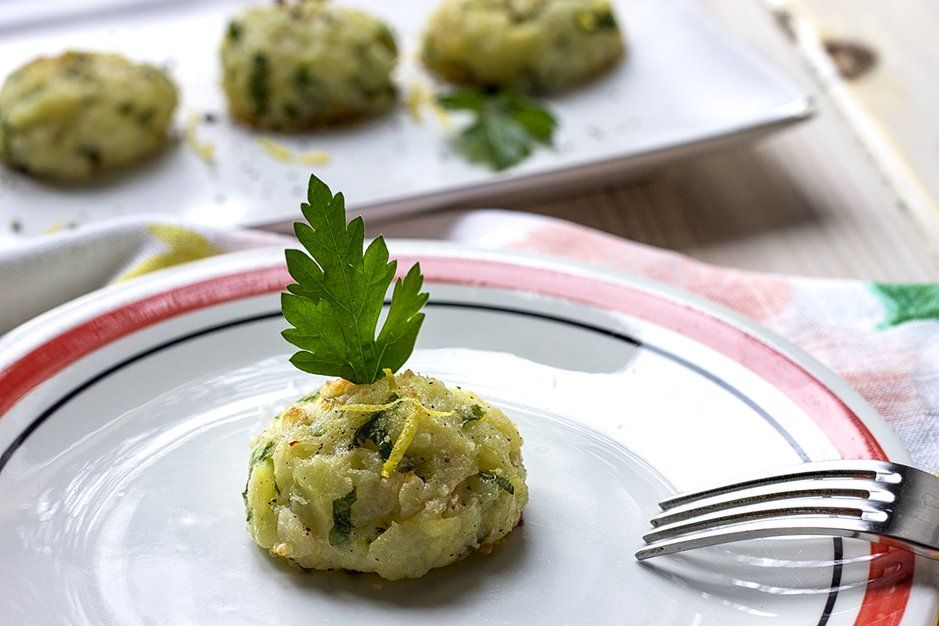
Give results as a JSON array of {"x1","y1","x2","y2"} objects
[
  {"x1": 336, "y1": 397, "x2": 454, "y2": 477},
  {"x1": 432, "y1": 100, "x2": 453, "y2": 130},
  {"x1": 337, "y1": 398, "x2": 402, "y2": 414},
  {"x1": 405, "y1": 79, "x2": 452, "y2": 130},
  {"x1": 383, "y1": 368, "x2": 397, "y2": 390},
  {"x1": 258, "y1": 137, "x2": 331, "y2": 165},
  {"x1": 382, "y1": 407, "x2": 421, "y2": 478},
  {"x1": 184, "y1": 113, "x2": 215, "y2": 165},
  {"x1": 42, "y1": 220, "x2": 69, "y2": 235},
  {"x1": 405, "y1": 81, "x2": 424, "y2": 124},
  {"x1": 296, "y1": 152, "x2": 331, "y2": 165},
  {"x1": 258, "y1": 137, "x2": 291, "y2": 160},
  {"x1": 578, "y1": 11, "x2": 597, "y2": 31},
  {"x1": 338, "y1": 396, "x2": 452, "y2": 418}
]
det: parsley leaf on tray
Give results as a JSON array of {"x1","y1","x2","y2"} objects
[
  {"x1": 281, "y1": 175, "x2": 429, "y2": 384},
  {"x1": 438, "y1": 89, "x2": 558, "y2": 171}
]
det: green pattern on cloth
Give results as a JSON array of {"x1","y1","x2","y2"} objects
[{"x1": 872, "y1": 283, "x2": 939, "y2": 328}]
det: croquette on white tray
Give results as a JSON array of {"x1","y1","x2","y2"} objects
[{"x1": 0, "y1": 0, "x2": 810, "y2": 237}]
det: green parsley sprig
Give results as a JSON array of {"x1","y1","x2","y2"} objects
[
  {"x1": 281, "y1": 175, "x2": 429, "y2": 384},
  {"x1": 329, "y1": 487, "x2": 357, "y2": 546},
  {"x1": 438, "y1": 88, "x2": 558, "y2": 171}
]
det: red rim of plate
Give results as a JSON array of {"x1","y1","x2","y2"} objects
[{"x1": 0, "y1": 254, "x2": 915, "y2": 625}]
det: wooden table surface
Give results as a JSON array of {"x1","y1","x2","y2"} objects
[{"x1": 379, "y1": 0, "x2": 939, "y2": 282}]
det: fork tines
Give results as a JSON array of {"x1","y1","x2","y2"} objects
[{"x1": 634, "y1": 459, "x2": 939, "y2": 561}]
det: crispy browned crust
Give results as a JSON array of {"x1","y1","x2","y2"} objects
[
  {"x1": 226, "y1": 98, "x2": 396, "y2": 132},
  {"x1": 421, "y1": 40, "x2": 627, "y2": 95}
]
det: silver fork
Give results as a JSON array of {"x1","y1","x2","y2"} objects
[{"x1": 635, "y1": 459, "x2": 939, "y2": 561}]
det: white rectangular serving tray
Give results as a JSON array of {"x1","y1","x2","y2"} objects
[{"x1": 0, "y1": 0, "x2": 812, "y2": 237}]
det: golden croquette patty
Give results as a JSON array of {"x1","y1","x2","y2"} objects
[
  {"x1": 243, "y1": 372, "x2": 527, "y2": 580},
  {"x1": 221, "y1": 2, "x2": 398, "y2": 131},
  {"x1": 423, "y1": 0, "x2": 625, "y2": 94},
  {"x1": 0, "y1": 51, "x2": 177, "y2": 182}
]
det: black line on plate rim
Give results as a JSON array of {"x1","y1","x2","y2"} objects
[
  {"x1": 0, "y1": 299, "x2": 837, "y2": 621},
  {"x1": 0, "y1": 311, "x2": 282, "y2": 474},
  {"x1": 428, "y1": 301, "x2": 810, "y2": 462},
  {"x1": 817, "y1": 537, "x2": 844, "y2": 626}
]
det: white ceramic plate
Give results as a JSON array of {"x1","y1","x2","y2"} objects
[
  {"x1": 1, "y1": 243, "x2": 935, "y2": 625},
  {"x1": 0, "y1": 0, "x2": 811, "y2": 237}
]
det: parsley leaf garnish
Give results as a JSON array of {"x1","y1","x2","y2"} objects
[
  {"x1": 329, "y1": 487, "x2": 357, "y2": 546},
  {"x1": 438, "y1": 89, "x2": 558, "y2": 171},
  {"x1": 249, "y1": 441, "x2": 275, "y2": 466},
  {"x1": 249, "y1": 53, "x2": 269, "y2": 116},
  {"x1": 477, "y1": 471, "x2": 515, "y2": 494},
  {"x1": 242, "y1": 441, "x2": 277, "y2": 521},
  {"x1": 281, "y1": 175, "x2": 429, "y2": 384},
  {"x1": 461, "y1": 404, "x2": 484, "y2": 426},
  {"x1": 353, "y1": 412, "x2": 393, "y2": 460}
]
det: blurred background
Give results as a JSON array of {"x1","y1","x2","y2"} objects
[
  {"x1": 0, "y1": 0, "x2": 937, "y2": 281},
  {"x1": 377, "y1": 0, "x2": 939, "y2": 281}
]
